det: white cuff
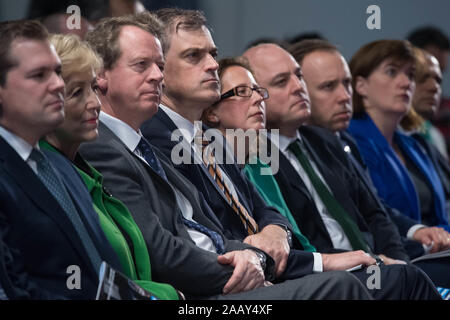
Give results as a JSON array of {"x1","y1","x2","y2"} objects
[
  {"x1": 406, "y1": 224, "x2": 427, "y2": 239},
  {"x1": 312, "y1": 252, "x2": 323, "y2": 273}
]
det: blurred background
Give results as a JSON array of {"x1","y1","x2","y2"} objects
[{"x1": 0, "y1": 0, "x2": 449, "y2": 93}]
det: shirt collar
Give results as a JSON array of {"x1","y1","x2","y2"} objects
[
  {"x1": 0, "y1": 125, "x2": 37, "y2": 161},
  {"x1": 278, "y1": 131, "x2": 303, "y2": 153},
  {"x1": 160, "y1": 104, "x2": 198, "y2": 143},
  {"x1": 99, "y1": 111, "x2": 142, "y2": 152}
]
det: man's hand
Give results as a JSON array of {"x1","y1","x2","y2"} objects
[
  {"x1": 243, "y1": 225, "x2": 290, "y2": 277},
  {"x1": 322, "y1": 250, "x2": 377, "y2": 271},
  {"x1": 377, "y1": 254, "x2": 407, "y2": 265},
  {"x1": 218, "y1": 249, "x2": 265, "y2": 295},
  {"x1": 413, "y1": 227, "x2": 450, "y2": 253}
]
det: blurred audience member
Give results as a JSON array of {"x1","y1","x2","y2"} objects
[{"x1": 348, "y1": 40, "x2": 450, "y2": 237}]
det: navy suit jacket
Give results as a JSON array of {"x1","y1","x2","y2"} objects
[
  {"x1": 273, "y1": 126, "x2": 409, "y2": 261},
  {"x1": 0, "y1": 136, "x2": 121, "y2": 299},
  {"x1": 141, "y1": 108, "x2": 316, "y2": 279}
]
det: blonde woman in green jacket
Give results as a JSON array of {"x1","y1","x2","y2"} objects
[{"x1": 41, "y1": 34, "x2": 179, "y2": 300}]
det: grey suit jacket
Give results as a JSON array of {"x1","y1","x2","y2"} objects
[{"x1": 79, "y1": 122, "x2": 264, "y2": 297}]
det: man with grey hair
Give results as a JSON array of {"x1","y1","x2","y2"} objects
[{"x1": 80, "y1": 13, "x2": 373, "y2": 300}]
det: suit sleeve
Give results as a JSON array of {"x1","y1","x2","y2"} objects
[
  {"x1": 79, "y1": 140, "x2": 262, "y2": 296},
  {"x1": 0, "y1": 209, "x2": 66, "y2": 299},
  {"x1": 240, "y1": 170, "x2": 293, "y2": 231}
]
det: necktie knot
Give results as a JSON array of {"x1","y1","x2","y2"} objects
[{"x1": 137, "y1": 137, "x2": 167, "y2": 180}]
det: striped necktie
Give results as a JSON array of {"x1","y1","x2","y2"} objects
[
  {"x1": 288, "y1": 140, "x2": 369, "y2": 252},
  {"x1": 29, "y1": 149, "x2": 103, "y2": 273},
  {"x1": 136, "y1": 137, "x2": 225, "y2": 254},
  {"x1": 194, "y1": 132, "x2": 259, "y2": 235}
]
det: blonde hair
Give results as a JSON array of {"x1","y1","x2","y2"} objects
[{"x1": 50, "y1": 33, "x2": 102, "y2": 81}]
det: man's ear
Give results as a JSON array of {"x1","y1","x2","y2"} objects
[
  {"x1": 354, "y1": 75, "x2": 368, "y2": 97},
  {"x1": 96, "y1": 70, "x2": 108, "y2": 95}
]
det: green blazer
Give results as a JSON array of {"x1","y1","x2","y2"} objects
[
  {"x1": 243, "y1": 157, "x2": 316, "y2": 252},
  {"x1": 40, "y1": 141, "x2": 179, "y2": 300}
]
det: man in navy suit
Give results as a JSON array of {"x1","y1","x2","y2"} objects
[
  {"x1": 141, "y1": 8, "x2": 297, "y2": 279},
  {"x1": 0, "y1": 19, "x2": 121, "y2": 299}
]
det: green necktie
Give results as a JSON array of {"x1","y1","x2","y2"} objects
[{"x1": 288, "y1": 140, "x2": 369, "y2": 252}]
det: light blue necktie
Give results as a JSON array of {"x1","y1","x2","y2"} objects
[
  {"x1": 136, "y1": 137, "x2": 225, "y2": 254},
  {"x1": 29, "y1": 149, "x2": 103, "y2": 273}
]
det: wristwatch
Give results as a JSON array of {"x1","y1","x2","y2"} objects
[
  {"x1": 254, "y1": 251, "x2": 267, "y2": 271},
  {"x1": 277, "y1": 224, "x2": 293, "y2": 248}
]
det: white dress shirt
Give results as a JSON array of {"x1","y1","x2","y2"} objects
[
  {"x1": 160, "y1": 105, "x2": 240, "y2": 200},
  {"x1": 0, "y1": 126, "x2": 38, "y2": 173},
  {"x1": 99, "y1": 111, "x2": 217, "y2": 253}
]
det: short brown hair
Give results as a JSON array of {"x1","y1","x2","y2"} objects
[
  {"x1": 202, "y1": 56, "x2": 254, "y2": 128},
  {"x1": 218, "y1": 56, "x2": 254, "y2": 79},
  {"x1": 288, "y1": 39, "x2": 338, "y2": 65},
  {"x1": 0, "y1": 20, "x2": 49, "y2": 86},
  {"x1": 85, "y1": 13, "x2": 163, "y2": 71},
  {"x1": 349, "y1": 40, "x2": 415, "y2": 115},
  {"x1": 155, "y1": 8, "x2": 208, "y2": 53}
]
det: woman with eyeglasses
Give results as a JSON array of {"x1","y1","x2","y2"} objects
[
  {"x1": 202, "y1": 57, "x2": 316, "y2": 252},
  {"x1": 347, "y1": 40, "x2": 450, "y2": 240},
  {"x1": 40, "y1": 34, "x2": 180, "y2": 299}
]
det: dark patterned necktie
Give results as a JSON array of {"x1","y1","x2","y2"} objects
[
  {"x1": 136, "y1": 137, "x2": 225, "y2": 254},
  {"x1": 194, "y1": 132, "x2": 259, "y2": 235},
  {"x1": 288, "y1": 140, "x2": 369, "y2": 252},
  {"x1": 29, "y1": 149, "x2": 103, "y2": 272}
]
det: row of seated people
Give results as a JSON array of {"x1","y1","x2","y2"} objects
[{"x1": 0, "y1": 8, "x2": 449, "y2": 300}]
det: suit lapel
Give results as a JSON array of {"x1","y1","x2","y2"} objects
[
  {"x1": 278, "y1": 149, "x2": 314, "y2": 203},
  {"x1": 158, "y1": 109, "x2": 252, "y2": 216},
  {"x1": 301, "y1": 133, "x2": 363, "y2": 226},
  {"x1": 0, "y1": 138, "x2": 97, "y2": 276}
]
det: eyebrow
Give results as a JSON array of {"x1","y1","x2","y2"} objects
[
  {"x1": 270, "y1": 71, "x2": 290, "y2": 82},
  {"x1": 180, "y1": 46, "x2": 218, "y2": 55},
  {"x1": 26, "y1": 63, "x2": 61, "y2": 75}
]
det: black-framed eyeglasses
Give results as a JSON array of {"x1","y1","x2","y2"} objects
[{"x1": 219, "y1": 85, "x2": 269, "y2": 102}]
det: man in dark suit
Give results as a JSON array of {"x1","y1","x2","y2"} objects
[
  {"x1": 140, "y1": 8, "x2": 400, "y2": 284},
  {"x1": 290, "y1": 38, "x2": 450, "y2": 288},
  {"x1": 0, "y1": 20, "x2": 122, "y2": 299},
  {"x1": 141, "y1": 8, "x2": 298, "y2": 279},
  {"x1": 244, "y1": 43, "x2": 442, "y2": 299},
  {"x1": 79, "y1": 13, "x2": 373, "y2": 299}
]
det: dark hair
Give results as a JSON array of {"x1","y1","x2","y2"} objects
[
  {"x1": 218, "y1": 56, "x2": 254, "y2": 79},
  {"x1": 407, "y1": 26, "x2": 450, "y2": 50},
  {"x1": 289, "y1": 39, "x2": 338, "y2": 65},
  {"x1": 349, "y1": 40, "x2": 415, "y2": 115},
  {"x1": 86, "y1": 13, "x2": 163, "y2": 70},
  {"x1": 155, "y1": 8, "x2": 208, "y2": 54},
  {"x1": 202, "y1": 56, "x2": 255, "y2": 128},
  {"x1": 286, "y1": 31, "x2": 325, "y2": 45},
  {"x1": 0, "y1": 20, "x2": 49, "y2": 86}
]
